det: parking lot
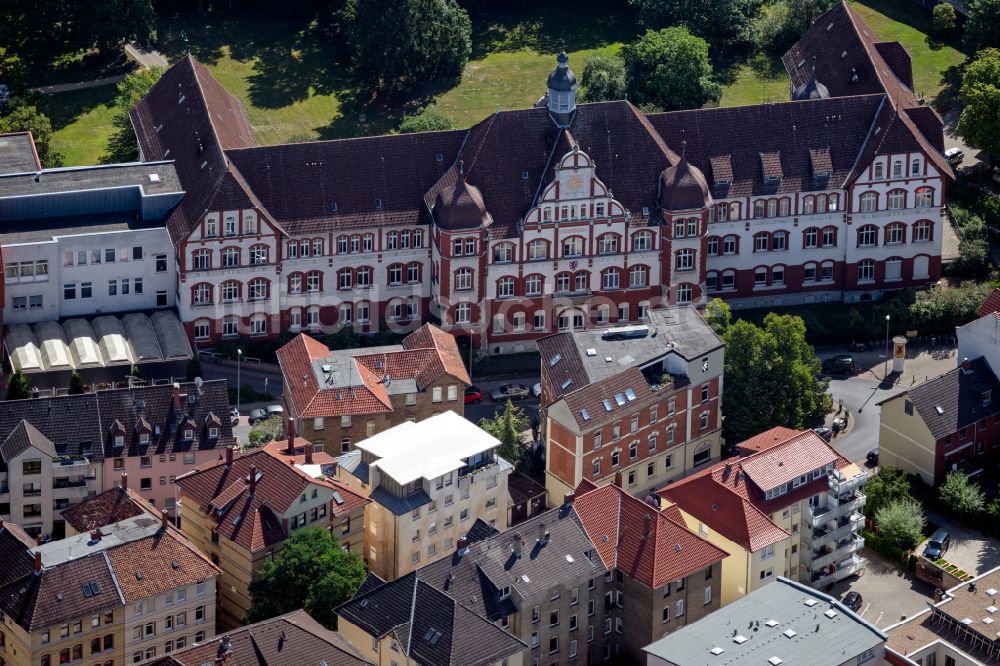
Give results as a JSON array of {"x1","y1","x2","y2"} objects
[
  {"x1": 918, "y1": 512, "x2": 1000, "y2": 578},
  {"x1": 826, "y1": 550, "x2": 935, "y2": 628}
]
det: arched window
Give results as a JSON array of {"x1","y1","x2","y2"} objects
[
  {"x1": 721, "y1": 270, "x2": 736, "y2": 290},
  {"x1": 574, "y1": 271, "x2": 589, "y2": 292},
  {"x1": 772, "y1": 231, "x2": 788, "y2": 251},
  {"x1": 555, "y1": 272, "x2": 572, "y2": 293},
  {"x1": 336, "y1": 236, "x2": 349, "y2": 254},
  {"x1": 753, "y1": 232, "x2": 769, "y2": 252},
  {"x1": 779, "y1": 198, "x2": 790, "y2": 217},
  {"x1": 629, "y1": 265, "x2": 648, "y2": 288},
  {"x1": 299, "y1": 239, "x2": 309, "y2": 257},
  {"x1": 597, "y1": 234, "x2": 620, "y2": 255},
  {"x1": 286, "y1": 240, "x2": 298, "y2": 258},
  {"x1": 753, "y1": 200, "x2": 765, "y2": 218},
  {"x1": 860, "y1": 192, "x2": 878, "y2": 212},
  {"x1": 913, "y1": 220, "x2": 933, "y2": 243},
  {"x1": 525, "y1": 274, "x2": 543, "y2": 296},
  {"x1": 192, "y1": 249, "x2": 211, "y2": 271},
  {"x1": 693, "y1": 441, "x2": 711, "y2": 465},
  {"x1": 803, "y1": 227, "x2": 819, "y2": 249},
  {"x1": 722, "y1": 235, "x2": 738, "y2": 255},
  {"x1": 407, "y1": 262, "x2": 421, "y2": 284},
  {"x1": 632, "y1": 231, "x2": 653, "y2": 252},
  {"x1": 222, "y1": 247, "x2": 240, "y2": 268},
  {"x1": 363, "y1": 234, "x2": 374, "y2": 252},
  {"x1": 249, "y1": 244, "x2": 268, "y2": 266},
  {"x1": 827, "y1": 193, "x2": 839, "y2": 211},
  {"x1": 884, "y1": 222, "x2": 906, "y2": 245},
  {"x1": 820, "y1": 261, "x2": 834, "y2": 281},
  {"x1": 728, "y1": 202, "x2": 740, "y2": 220},
  {"x1": 601, "y1": 268, "x2": 621, "y2": 289},
  {"x1": 289, "y1": 307, "x2": 302, "y2": 329},
  {"x1": 675, "y1": 249, "x2": 696, "y2": 271},
  {"x1": 386, "y1": 231, "x2": 399, "y2": 251},
  {"x1": 527, "y1": 239, "x2": 548, "y2": 261},
  {"x1": 387, "y1": 264, "x2": 403, "y2": 286},
  {"x1": 191, "y1": 283, "x2": 213, "y2": 305},
  {"x1": 193, "y1": 319, "x2": 211, "y2": 341},
  {"x1": 337, "y1": 268, "x2": 353, "y2": 291},
  {"x1": 356, "y1": 301, "x2": 371, "y2": 323},
  {"x1": 563, "y1": 236, "x2": 584, "y2": 257},
  {"x1": 815, "y1": 195, "x2": 827, "y2": 214},
  {"x1": 248, "y1": 278, "x2": 269, "y2": 301},
  {"x1": 494, "y1": 243, "x2": 514, "y2": 263},
  {"x1": 803, "y1": 262, "x2": 818, "y2": 282},
  {"x1": 766, "y1": 199, "x2": 777, "y2": 218},
  {"x1": 454, "y1": 268, "x2": 473, "y2": 291},
  {"x1": 715, "y1": 203, "x2": 728, "y2": 222},
  {"x1": 885, "y1": 256, "x2": 903, "y2": 281},
  {"x1": 307, "y1": 305, "x2": 321, "y2": 329},
  {"x1": 313, "y1": 238, "x2": 324, "y2": 256},
  {"x1": 706, "y1": 236, "x2": 719, "y2": 256},
  {"x1": 915, "y1": 187, "x2": 934, "y2": 208},
  {"x1": 913, "y1": 255, "x2": 931, "y2": 279},
  {"x1": 706, "y1": 270, "x2": 719, "y2": 291},
  {"x1": 306, "y1": 271, "x2": 322, "y2": 292},
  {"x1": 822, "y1": 226, "x2": 837, "y2": 247},
  {"x1": 249, "y1": 313, "x2": 268, "y2": 336},
  {"x1": 221, "y1": 280, "x2": 240, "y2": 302},
  {"x1": 802, "y1": 195, "x2": 815, "y2": 215},
  {"x1": 857, "y1": 225, "x2": 878, "y2": 247},
  {"x1": 858, "y1": 259, "x2": 875, "y2": 282},
  {"x1": 887, "y1": 189, "x2": 906, "y2": 209},
  {"x1": 771, "y1": 264, "x2": 786, "y2": 285},
  {"x1": 497, "y1": 277, "x2": 516, "y2": 298},
  {"x1": 288, "y1": 272, "x2": 303, "y2": 294},
  {"x1": 356, "y1": 266, "x2": 372, "y2": 288},
  {"x1": 222, "y1": 316, "x2": 239, "y2": 337},
  {"x1": 455, "y1": 302, "x2": 472, "y2": 325}
]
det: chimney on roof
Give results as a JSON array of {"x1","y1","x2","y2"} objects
[
  {"x1": 563, "y1": 492, "x2": 575, "y2": 507},
  {"x1": 457, "y1": 536, "x2": 470, "y2": 556},
  {"x1": 537, "y1": 522, "x2": 550, "y2": 545},
  {"x1": 643, "y1": 514, "x2": 651, "y2": 540},
  {"x1": 512, "y1": 533, "x2": 523, "y2": 558},
  {"x1": 172, "y1": 383, "x2": 181, "y2": 412},
  {"x1": 120, "y1": 472, "x2": 128, "y2": 491},
  {"x1": 160, "y1": 509, "x2": 169, "y2": 531},
  {"x1": 963, "y1": 357, "x2": 971, "y2": 371},
  {"x1": 90, "y1": 529, "x2": 103, "y2": 542},
  {"x1": 613, "y1": 471, "x2": 623, "y2": 488},
  {"x1": 34, "y1": 551, "x2": 42, "y2": 572},
  {"x1": 304, "y1": 443, "x2": 313, "y2": 465},
  {"x1": 226, "y1": 446, "x2": 234, "y2": 466},
  {"x1": 249, "y1": 466, "x2": 258, "y2": 495},
  {"x1": 286, "y1": 417, "x2": 296, "y2": 455}
]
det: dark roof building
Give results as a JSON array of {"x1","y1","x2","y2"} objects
[
  {"x1": 0, "y1": 132, "x2": 41, "y2": 174},
  {"x1": 59, "y1": 483, "x2": 157, "y2": 535}
]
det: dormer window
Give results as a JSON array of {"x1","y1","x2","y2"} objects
[
  {"x1": 209, "y1": 427, "x2": 219, "y2": 439},
  {"x1": 139, "y1": 433, "x2": 149, "y2": 445},
  {"x1": 499, "y1": 585, "x2": 511, "y2": 599},
  {"x1": 183, "y1": 429, "x2": 193, "y2": 441},
  {"x1": 115, "y1": 435, "x2": 124, "y2": 447}
]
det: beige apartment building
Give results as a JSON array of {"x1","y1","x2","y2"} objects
[
  {"x1": 336, "y1": 410, "x2": 513, "y2": 580},
  {"x1": 0, "y1": 512, "x2": 218, "y2": 666},
  {"x1": 174, "y1": 439, "x2": 368, "y2": 629},
  {"x1": 276, "y1": 323, "x2": 470, "y2": 455}
]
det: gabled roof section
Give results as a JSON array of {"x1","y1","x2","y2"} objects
[
  {"x1": 336, "y1": 574, "x2": 528, "y2": 666},
  {"x1": 574, "y1": 482, "x2": 728, "y2": 589},
  {"x1": 0, "y1": 419, "x2": 56, "y2": 462},
  {"x1": 978, "y1": 288, "x2": 1000, "y2": 318},
  {"x1": 739, "y1": 430, "x2": 839, "y2": 493},
  {"x1": 900, "y1": 357, "x2": 1000, "y2": 441},
  {"x1": 60, "y1": 486, "x2": 155, "y2": 533},
  {"x1": 105, "y1": 524, "x2": 220, "y2": 603},
  {"x1": 737, "y1": 426, "x2": 801, "y2": 454},
  {"x1": 400, "y1": 323, "x2": 472, "y2": 386}
]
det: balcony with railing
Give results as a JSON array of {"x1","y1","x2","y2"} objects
[
  {"x1": 811, "y1": 512, "x2": 865, "y2": 547},
  {"x1": 811, "y1": 554, "x2": 864, "y2": 588},
  {"x1": 809, "y1": 491, "x2": 867, "y2": 528},
  {"x1": 51, "y1": 456, "x2": 93, "y2": 474},
  {"x1": 804, "y1": 535, "x2": 865, "y2": 572},
  {"x1": 53, "y1": 476, "x2": 88, "y2": 490},
  {"x1": 829, "y1": 467, "x2": 867, "y2": 496}
]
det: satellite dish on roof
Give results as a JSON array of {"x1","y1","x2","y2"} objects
[{"x1": 194, "y1": 377, "x2": 203, "y2": 388}]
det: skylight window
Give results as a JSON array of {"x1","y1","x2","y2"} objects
[
  {"x1": 783, "y1": 629, "x2": 796, "y2": 638},
  {"x1": 561, "y1": 379, "x2": 572, "y2": 390},
  {"x1": 765, "y1": 619, "x2": 779, "y2": 627},
  {"x1": 824, "y1": 609, "x2": 838, "y2": 618},
  {"x1": 710, "y1": 647, "x2": 725, "y2": 655},
  {"x1": 82, "y1": 582, "x2": 100, "y2": 597},
  {"x1": 614, "y1": 393, "x2": 626, "y2": 406},
  {"x1": 602, "y1": 400, "x2": 613, "y2": 412},
  {"x1": 733, "y1": 635, "x2": 747, "y2": 644},
  {"x1": 769, "y1": 657, "x2": 783, "y2": 665},
  {"x1": 580, "y1": 409, "x2": 590, "y2": 421},
  {"x1": 803, "y1": 598, "x2": 817, "y2": 607},
  {"x1": 935, "y1": 405, "x2": 945, "y2": 415},
  {"x1": 549, "y1": 354, "x2": 562, "y2": 366},
  {"x1": 624, "y1": 388, "x2": 637, "y2": 401},
  {"x1": 333, "y1": 491, "x2": 345, "y2": 505},
  {"x1": 586, "y1": 348, "x2": 597, "y2": 356}
]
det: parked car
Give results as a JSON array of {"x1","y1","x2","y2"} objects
[
  {"x1": 944, "y1": 146, "x2": 964, "y2": 165},
  {"x1": 229, "y1": 407, "x2": 240, "y2": 425},
  {"x1": 248, "y1": 408, "x2": 268, "y2": 424},
  {"x1": 464, "y1": 385, "x2": 483, "y2": 404},
  {"x1": 532, "y1": 382, "x2": 542, "y2": 398},
  {"x1": 491, "y1": 384, "x2": 530, "y2": 401},
  {"x1": 923, "y1": 529, "x2": 951, "y2": 560},
  {"x1": 866, "y1": 447, "x2": 879, "y2": 466},
  {"x1": 843, "y1": 591, "x2": 863, "y2": 612},
  {"x1": 813, "y1": 426, "x2": 833, "y2": 442},
  {"x1": 822, "y1": 354, "x2": 857, "y2": 375},
  {"x1": 265, "y1": 404, "x2": 284, "y2": 418}
]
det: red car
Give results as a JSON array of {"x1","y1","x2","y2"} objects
[{"x1": 464, "y1": 386, "x2": 483, "y2": 404}]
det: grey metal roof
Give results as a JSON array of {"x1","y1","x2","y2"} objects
[
  {"x1": 0, "y1": 213, "x2": 164, "y2": 245},
  {"x1": 368, "y1": 487, "x2": 433, "y2": 516},
  {"x1": 150, "y1": 311, "x2": 193, "y2": 360},
  {"x1": 642, "y1": 577, "x2": 886, "y2": 666},
  {"x1": 0, "y1": 132, "x2": 40, "y2": 174},
  {"x1": 337, "y1": 450, "x2": 370, "y2": 484},
  {"x1": 0, "y1": 161, "x2": 182, "y2": 197}
]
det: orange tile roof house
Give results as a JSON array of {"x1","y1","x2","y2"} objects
[
  {"x1": 174, "y1": 438, "x2": 369, "y2": 629},
  {"x1": 276, "y1": 323, "x2": 470, "y2": 456},
  {"x1": 659, "y1": 427, "x2": 868, "y2": 606},
  {"x1": 60, "y1": 475, "x2": 159, "y2": 536},
  {"x1": 0, "y1": 511, "x2": 220, "y2": 666}
]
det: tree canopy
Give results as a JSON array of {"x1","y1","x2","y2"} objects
[
  {"x1": 103, "y1": 67, "x2": 164, "y2": 164},
  {"x1": 863, "y1": 466, "x2": 914, "y2": 516},
  {"x1": 628, "y1": 0, "x2": 763, "y2": 54},
  {"x1": 0, "y1": 100, "x2": 63, "y2": 168},
  {"x1": 621, "y1": 27, "x2": 720, "y2": 111},
  {"x1": 957, "y1": 48, "x2": 1000, "y2": 167},
  {"x1": 68, "y1": 372, "x2": 86, "y2": 395},
  {"x1": 6, "y1": 368, "x2": 32, "y2": 400},
  {"x1": 248, "y1": 415, "x2": 284, "y2": 449},
  {"x1": 875, "y1": 497, "x2": 925, "y2": 551},
  {"x1": 246, "y1": 527, "x2": 366, "y2": 628},
  {"x1": 349, "y1": 0, "x2": 472, "y2": 98},
  {"x1": 479, "y1": 400, "x2": 530, "y2": 468},
  {"x1": 580, "y1": 56, "x2": 627, "y2": 102},
  {"x1": 720, "y1": 313, "x2": 832, "y2": 442},
  {"x1": 965, "y1": 0, "x2": 1000, "y2": 52},
  {"x1": 939, "y1": 471, "x2": 986, "y2": 518}
]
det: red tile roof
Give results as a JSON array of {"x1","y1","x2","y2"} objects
[
  {"x1": 106, "y1": 525, "x2": 220, "y2": 603},
  {"x1": 574, "y1": 482, "x2": 727, "y2": 589},
  {"x1": 659, "y1": 429, "x2": 853, "y2": 552},
  {"x1": 978, "y1": 288, "x2": 1000, "y2": 318},
  {"x1": 737, "y1": 426, "x2": 802, "y2": 454},
  {"x1": 60, "y1": 486, "x2": 156, "y2": 533},
  {"x1": 401, "y1": 323, "x2": 472, "y2": 386}
]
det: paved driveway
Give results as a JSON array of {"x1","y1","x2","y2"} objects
[
  {"x1": 826, "y1": 550, "x2": 935, "y2": 628},
  {"x1": 920, "y1": 511, "x2": 1000, "y2": 577}
]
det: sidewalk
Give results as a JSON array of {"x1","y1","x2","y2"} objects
[{"x1": 33, "y1": 43, "x2": 169, "y2": 95}]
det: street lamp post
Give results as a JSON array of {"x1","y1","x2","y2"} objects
[
  {"x1": 884, "y1": 314, "x2": 891, "y2": 378},
  {"x1": 236, "y1": 348, "x2": 243, "y2": 417}
]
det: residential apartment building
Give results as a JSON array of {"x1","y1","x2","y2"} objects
[
  {"x1": 337, "y1": 476, "x2": 726, "y2": 665},
  {"x1": 0, "y1": 131, "x2": 179, "y2": 329},
  {"x1": 276, "y1": 323, "x2": 470, "y2": 455},
  {"x1": 0, "y1": 512, "x2": 219, "y2": 666},
  {"x1": 0, "y1": 380, "x2": 235, "y2": 539},
  {"x1": 174, "y1": 439, "x2": 368, "y2": 629},
  {"x1": 643, "y1": 577, "x2": 889, "y2": 666},
  {"x1": 536, "y1": 306, "x2": 724, "y2": 500},
  {"x1": 148, "y1": 609, "x2": 373, "y2": 666},
  {"x1": 885, "y1": 565, "x2": 1000, "y2": 665},
  {"x1": 659, "y1": 428, "x2": 868, "y2": 604},
  {"x1": 60, "y1": 476, "x2": 157, "y2": 537},
  {"x1": 112, "y1": 2, "x2": 948, "y2": 355},
  {"x1": 878, "y1": 357, "x2": 1000, "y2": 486},
  {"x1": 335, "y1": 411, "x2": 513, "y2": 580}
]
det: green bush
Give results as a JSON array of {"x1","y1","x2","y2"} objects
[
  {"x1": 932, "y1": 3, "x2": 957, "y2": 36},
  {"x1": 398, "y1": 110, "x2": 453, "y2": 133}
]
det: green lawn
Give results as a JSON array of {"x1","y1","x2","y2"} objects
[
  {"x1": 38, "y1": 85, "x2": 118, "y2": 166},
  {"x1": 721, "y1": 0, "x2": 967, "y2": 108}
]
